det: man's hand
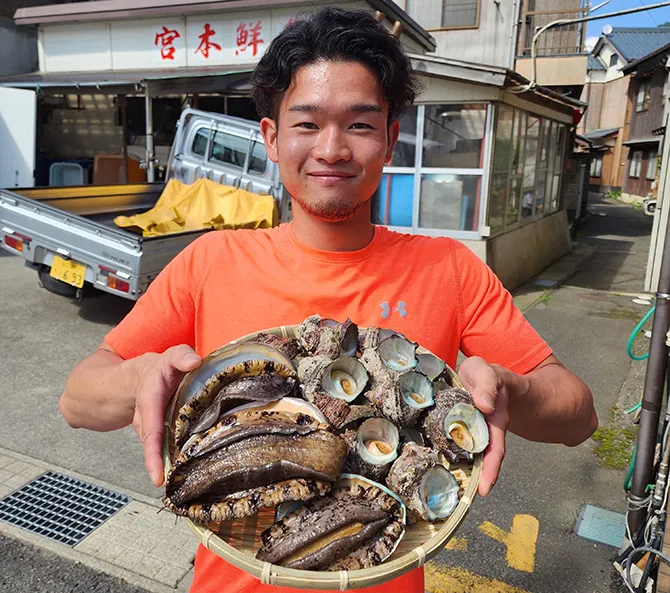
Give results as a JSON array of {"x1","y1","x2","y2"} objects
[
  {"x1": 132, "y1": 345, "x2": 201, "y2": 487},
  {"x1": 458, "y1": 356, "x2": 510, "y2": 498}
]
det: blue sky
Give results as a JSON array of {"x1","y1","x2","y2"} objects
[{"x1": 585, "y1": 0, "x2": 670, "y2": 38}]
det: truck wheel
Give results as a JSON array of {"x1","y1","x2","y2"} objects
[{"x1": 38, "y1": 267, "x2": 78, "y2": 298}]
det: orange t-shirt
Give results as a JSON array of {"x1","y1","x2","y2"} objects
[{"x1": 104, "y1": 222, "x2": 552, "y2": 593}]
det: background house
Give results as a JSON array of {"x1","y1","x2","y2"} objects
[
  {"x1": 579, "y1": 26, "x2": 670, "y2": 193},
  {"x1": 620, "y1": 44, "x2": 670, "y2": 203}
]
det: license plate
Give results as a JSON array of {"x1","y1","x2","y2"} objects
[{"x1": 50, "y1": 255, "x2": 86, "y2": 288}]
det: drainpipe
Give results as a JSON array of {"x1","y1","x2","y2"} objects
[
  {"x1": 507, "y1": 0, "x2": 521, "y2": 71},
  {"x1": 145, "y1": 91, "x2": 155, "y2": 183},
  {"x1": 628, "y1": 224, "x2": 670, "y2": 533}
]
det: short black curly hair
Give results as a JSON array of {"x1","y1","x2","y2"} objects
[{"x1": 250, "y1": 7, "x2": 419, "y2": 123}]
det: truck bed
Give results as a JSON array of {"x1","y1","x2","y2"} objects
[{"x1": 0, "y1": 182, "x2": 207, "y2": 299}]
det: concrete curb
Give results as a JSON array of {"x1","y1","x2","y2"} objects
[
  {"x1": 513, "y1": 242, "x2": 597, "y2": 313},
  {"x1": 0, "y1": 447, "x2": 194, "y2": 593}
]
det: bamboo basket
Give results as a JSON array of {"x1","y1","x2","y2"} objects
[{"x1": 163, "y1": 325, "x2": 483, "y2": 590}]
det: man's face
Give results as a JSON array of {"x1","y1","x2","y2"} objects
[{"x1": 260, "y1": 60, "x2": 400, "y2": 222}]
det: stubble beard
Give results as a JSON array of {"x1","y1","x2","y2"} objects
[{"x1": 291, "y1": 192, "x2": 371, "y2": 223}]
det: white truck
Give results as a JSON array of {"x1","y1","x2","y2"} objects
[{"x1": 0, "y1": 108, "x2": 291, "y2": 300}]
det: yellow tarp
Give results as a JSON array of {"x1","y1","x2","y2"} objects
[{"x1": 114, "y1": 177, "x2": 278, "y2": 237}]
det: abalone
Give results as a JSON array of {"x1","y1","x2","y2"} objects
[
  {"x1": 256, "y1": 474, "x2": 405, "y2": 571},
  {"x1": 164, "y1": 398, "x2": 348, "y2": 523}
]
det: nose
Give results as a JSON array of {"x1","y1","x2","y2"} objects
[{"x1": 312, "y1": 126, "x2": 352, "y2": 163}]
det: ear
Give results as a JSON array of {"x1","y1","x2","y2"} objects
[
  {"x1": 385, "y1": 119, "x2": 401, "y2": 165},
  {"x1": 260, "y1": 117, "x2": 279, "y2": 163}
]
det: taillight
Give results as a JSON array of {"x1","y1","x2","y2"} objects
[
  {"x1": 4, "y1": 235, "x2": 23, "y2": 252},
  {"x1": 98, "y1": 265, "x2": 130, "y2": 293},
  {"x1": 107, "y1": 275, "x2": 130, "y2": 293}
]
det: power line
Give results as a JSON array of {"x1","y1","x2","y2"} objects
[{"x1": 638, "y1": 0, "x2": 661, "y2": 26}]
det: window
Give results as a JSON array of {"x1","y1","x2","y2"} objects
[
  {"x1": 521, "y1": 115, "x2": 540, "y2": 219},
  {"x1": 629, "y1": 151, "x2": 643, "y2": 178},
  {"x1": 487, "y1": 104, "x2": 567, "y2": 235},
  {"x1": 610, "y1": 54, "x2": 618, "y2": 67},
  {"x1": 422, "y1": 104, "x2": 487, "y2": 169},
  {"x1": 590, "y1": 155, "x2": 603, "y2": 178},
  {"x1": 637, "y1": 80, "x2": 651, "y2": 112},
  {"x1": 373, "y1": 106, "x2": 418, "y2": 227},
  {"x1": 406, "y1": 0, "x2": 479, "y2": 30},
  {"x1": 389, "y1": 106, "x2": 419, "y2": 167},
  {"x1": 647, "y1": 149, "x2": 658, "y2": 180},
  {"x1": 419, "y1": 103, "x2": 488, "y2": 231},
  {"x1": 418, "y1": 174, "x2": 482, "y2": 230},
  {"x1": 191, "y1": 128, "x2": 268, "y2": 174},
  {"x1": 489, "y1": 104, "x2": 515, "y2": 233}
]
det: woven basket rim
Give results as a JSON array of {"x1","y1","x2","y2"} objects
[{"x1": 163, "y1": 324, "x2": 483, "y2": 590}]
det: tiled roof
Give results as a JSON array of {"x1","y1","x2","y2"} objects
[
  {"x1": 606, "y1": 27, "x2": 670, "y2": 61},
  {"x1": 588, "y1": 55, "x2": 606, "y2": 71},
  {"x1": 584, "y1": 128, "x2": 619, "y2": 139}
]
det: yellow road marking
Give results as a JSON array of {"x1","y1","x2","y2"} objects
[
  {"x1": 425, "y1": 563, "x2": 532, "y2": 593},
  {"x1": 478, "y1": 514, "x2": 539, "y2": 572},
  {"x1": 445, "y1": 536, "x2": 468, "y2": 551}
]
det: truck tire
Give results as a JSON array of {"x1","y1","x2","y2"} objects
[{"x1": 38, "y1": 267, "x2": 78, "y2": 298}]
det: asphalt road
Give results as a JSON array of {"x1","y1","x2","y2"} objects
[
  {"x1": 0, "y1": 532, "x2": 151, "y2": 593},
  {"x1": 0, "y1": 196, "x2": 653, "y2": 593}
]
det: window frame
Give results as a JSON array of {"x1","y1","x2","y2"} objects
[
  {"x1": 407, "y1": 0, "x2": 481, "y2": 32},
  {"x1": 610, "y1": 53, "x2": 619, "y2": 67},
  {"x1": 486, "y1": 103, "x2": 568, "y2": 238},
  {"x1": 629, "y1": 150, "x2": 642, "y2": 178},
  {"x1": 590, "y1": 154, "x2": 603, "y2": 178},
  {"x1": 646, "y1": 149, "x2": 658, "y2": 181},
  {"x1": 636, "y1": 80, "x2": 651, "y2": 112},
  {"x1": 382, "y1": 102, "x2": 492, "y2": 240}
]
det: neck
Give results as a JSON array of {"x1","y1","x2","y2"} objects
[{"x1": 290, "y1": 200, "x2": 375, "y2": 252}]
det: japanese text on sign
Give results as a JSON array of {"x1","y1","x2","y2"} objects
[
  {"x1": 155, "y1": 26, "x2": 180, "y2": 60},
  {"x1": 235, "y1": 20, "x2": 264, "y2": 57},
  {"x1": 195, "y1": 23, "x2": 221, "y2": 58}
]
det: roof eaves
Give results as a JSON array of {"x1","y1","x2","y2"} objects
[{"x1": 622, "y1": 40, "x2": 670, "y2": 73}]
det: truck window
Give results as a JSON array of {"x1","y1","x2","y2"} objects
[
  {"x1": 211, "y1": 130, "x2": 248, "y2": 168},
  {"x1": 249, "y1": 140, "x2": 268, "y2": 174},
  {"x1": 192, "y1": 129, "x2": 209, "y2": 157},
  {"x1": 190, "y1": 126, "x2": 267, "y2": 174}
]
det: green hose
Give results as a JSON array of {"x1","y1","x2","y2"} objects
[
  {"x1": 625, "y1": 445, "x2": 636, "y2": 491},
  {"x1": 627, "y1": 305, "x2": 655, "y2": 361}
]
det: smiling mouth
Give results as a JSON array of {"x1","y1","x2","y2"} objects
[{"x1": 308, "y1": 172, "x2": 356, "y2": 182}]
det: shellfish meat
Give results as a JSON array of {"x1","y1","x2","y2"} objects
[
  {"x1": 423, "y1": 388, "x2": 490, "y2": 462},
  {"x1": 343, "y1": 418, "x2": 400, "y2": 482},
  {"x1": 256, "y1": 474, "x2": 405, "y2": 571}
]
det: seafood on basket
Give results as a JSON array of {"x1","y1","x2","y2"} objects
[
  {"x1": 256, "y1": 475, "x2": 406, "y2": 571},
  {"x1": 163, "y1": 314, "x2": 489, "y2": 571}
]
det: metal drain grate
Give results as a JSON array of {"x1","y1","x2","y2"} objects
[{"x1": 0, "y1": 471, "x2": 130, "y2": 546}]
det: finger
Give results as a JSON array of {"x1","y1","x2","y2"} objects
[
  {"x1": 136, "y1": 397, "x2": 167, "y2": 487},
  {"x1": 479, "y1": 422, "x2": 505, "y2": 497},
  {"x1": 165, "y1": 344, "x2": 202, "y2": 374},
  {"x1": 459, "y1": 357, "x2": 499, "y2": 415}
]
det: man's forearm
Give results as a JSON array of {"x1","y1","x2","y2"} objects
[
  {"x1": 60, "y1": 347, "x2": 150, "y2": 432},
  {"x1": 496, "y1": 360, "x2": 598, "y2": 446}
]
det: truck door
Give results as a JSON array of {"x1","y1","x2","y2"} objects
[{"x1": 0, "y1": 87, "x2": 36, "y2": 188}]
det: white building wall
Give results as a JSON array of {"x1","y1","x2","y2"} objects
[{"x1": 393, "y1": 0, "x2": 520, "y2": 69}]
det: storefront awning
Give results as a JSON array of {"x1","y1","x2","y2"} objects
[{"x1": 0, "y1": 66, "x2": 253, "y2": 96}]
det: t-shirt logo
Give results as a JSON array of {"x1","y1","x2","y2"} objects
[{"x1": 380, "y1": 301, "x2": 408, "y2": 319}]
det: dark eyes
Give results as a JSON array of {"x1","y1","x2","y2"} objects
[{"x1": 295, "y1": 122, "x2": 374, "y2": 130}]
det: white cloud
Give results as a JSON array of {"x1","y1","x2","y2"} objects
[{"x1": 584, "y1": 36, "x2": 599, "y2": 53}]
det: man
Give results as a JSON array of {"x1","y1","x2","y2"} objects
[{"x1": 60, "y1": 7, "x2": 597, "y2": 593}]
